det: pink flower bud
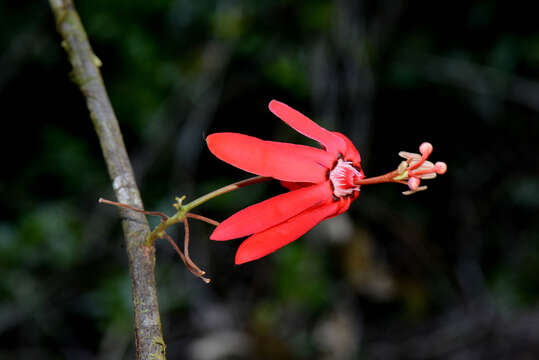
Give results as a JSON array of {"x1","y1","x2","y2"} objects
[
  {"x1": 419, "y1": 142, "x2": 433, "y2": 157},
  {"x1": 408, "y1": 176, "x2": 421, "y2": 191},
  {"x1": 434, "y1": 162, "x2": 447, "y2": 174}
]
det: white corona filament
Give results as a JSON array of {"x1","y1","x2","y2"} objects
[{"x1": 329, "y1": 159, "x2": 362, "y2": 197}]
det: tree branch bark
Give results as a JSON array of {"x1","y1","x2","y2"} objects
[{"x1": 48, "y1": 1, "x2": 166, "y2": 358}]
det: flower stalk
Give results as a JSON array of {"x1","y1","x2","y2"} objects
[{"x1": 144, "y1": 175, "x2": 270, "y2": 246}]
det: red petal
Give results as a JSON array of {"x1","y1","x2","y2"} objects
[
  {"x1": 279, "y1": 180, "x2": 312, "y2": 191},
  {"x1": 333, "y1": 132, "x2": 361, "y2": 165},
  {"x1": 269, "y1": 141, "x2": 334, "y2": 168},
  {"x1": 211, "y1": 181, "x2": 333, "y2": 240},
  {"x1": 268, "y1": 100, "x2": 346, "y2": 156},
  {"x1": 324, "y1": 196, "x2": 354, "y2": 220},
  {"x1": 234, "y1": 201, "x2": 341, "y2": 264},
  {"x1": 207, "y1": 133, "x2": 332, "y2": 182}
]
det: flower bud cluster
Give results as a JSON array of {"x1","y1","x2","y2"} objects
[{"x1": 394, "y1": 142, "x2": 447, "y2": 195}]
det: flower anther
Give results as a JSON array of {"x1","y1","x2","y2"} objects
[{"x1": 395, "y1": 142, "x2": 447, "y2": 195}]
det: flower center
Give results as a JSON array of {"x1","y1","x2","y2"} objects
[{"x1": 329, "y1": 159, "x2": 363, "y2": 197}]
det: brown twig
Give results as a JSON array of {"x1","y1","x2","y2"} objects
[
  {"x1": 162, "y1": 231, "x2": 210, "y2": 284},
  {"x1": 162, "y1": 233, "x2": 187, "y2": 264},
  {"x1": 182, "y1": 218, "x2": 211, "y2": 283},
  {"x1": 99, "y1": 197, "x2": 214, "y2": 283},
  {"x1": 48, "y1": 1, "x2": 166, "y2": 358},
  {"x1": 186, "y1": 213, "x2": 220, "y2": 227},
  {"x1": 99, "y1": 198, "x2": 168, "y2": 223}
]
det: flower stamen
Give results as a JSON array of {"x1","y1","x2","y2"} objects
[
  {"x1": 395, "y1": 142, "x2": 447, "y2": 195},
  {"x1": 354, "y1": 142, "x2": 446, "y2": 195}
]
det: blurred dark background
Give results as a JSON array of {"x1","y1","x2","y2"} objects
[{"x1": 1, "y1": 0, "x2": 539, "y2": 359}]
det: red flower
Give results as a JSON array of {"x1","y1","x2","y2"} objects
[{"x1": 206, "y1": 100, "x2": 364, "y2": 264}]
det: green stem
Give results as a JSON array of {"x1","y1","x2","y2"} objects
[
  {"x1": 184, "y1": 175, "x2": 270, "y2": 212},
  {"x1": 144, "y1": 175, "x2": 270, "y2": 246}
]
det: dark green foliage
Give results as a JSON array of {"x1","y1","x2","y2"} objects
[{"x1": 1, "y1": 0, "x2": 539, "y2": 359}]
